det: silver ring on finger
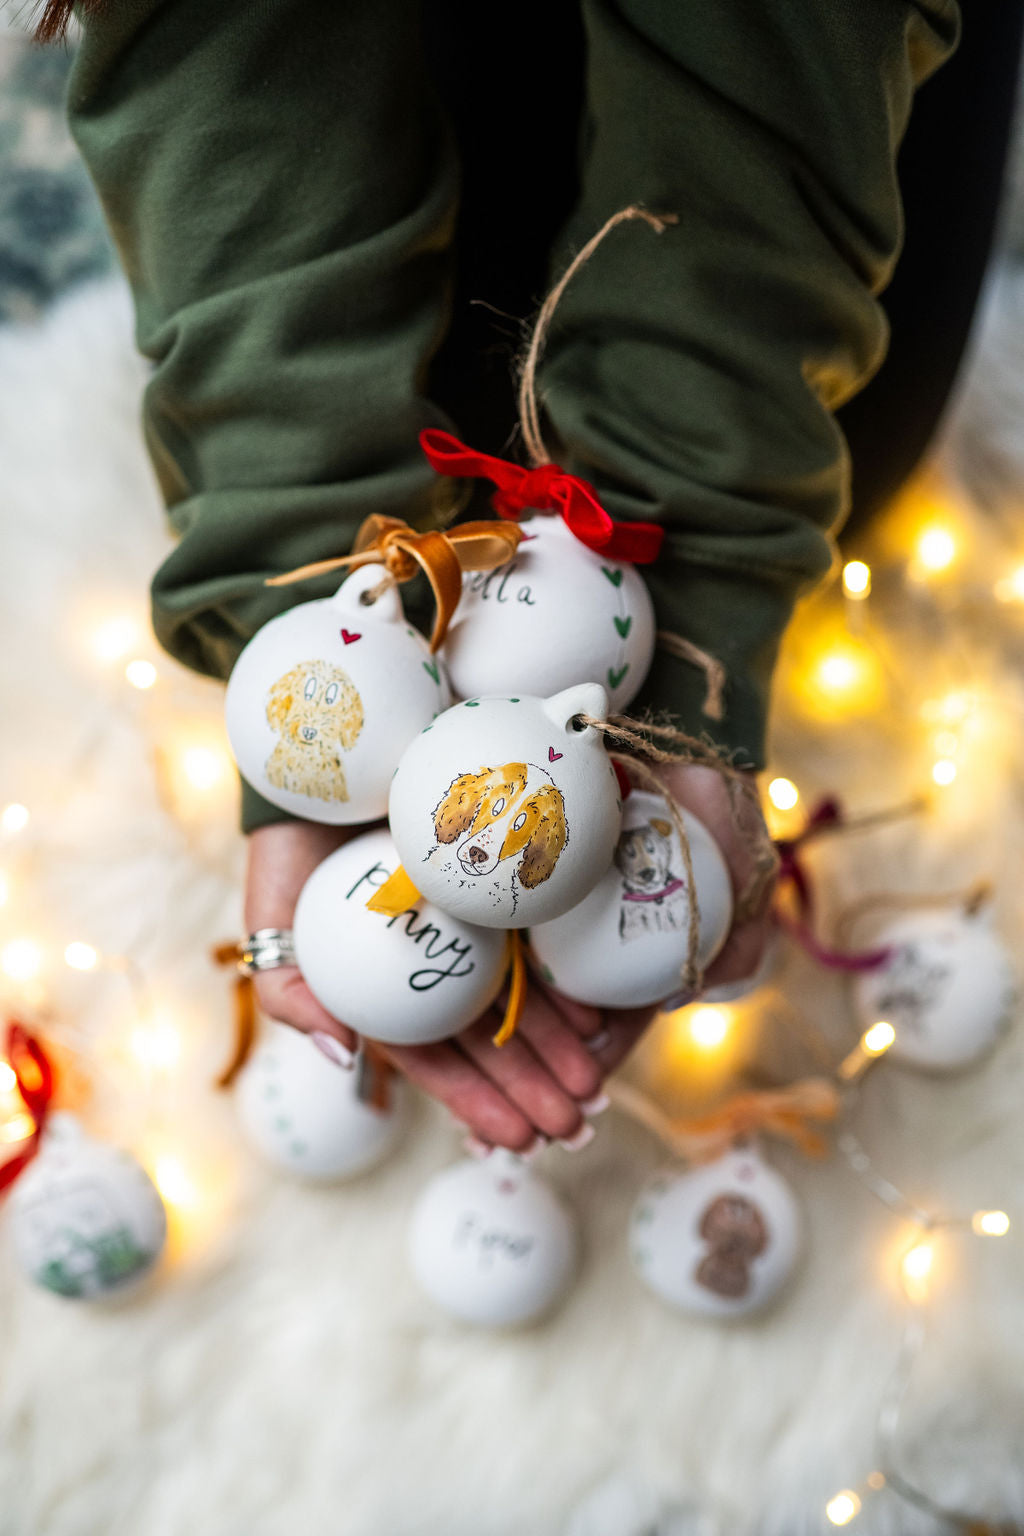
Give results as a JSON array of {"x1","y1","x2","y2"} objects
[{"x1": 238, "y1": 928, "x2": 297, "y2": 975}]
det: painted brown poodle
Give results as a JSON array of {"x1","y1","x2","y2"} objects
[{"x1": 264, "y1": 661, "x2": 364, "y2": 803}]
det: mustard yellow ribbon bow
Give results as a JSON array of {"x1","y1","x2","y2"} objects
[{"x1": 265, "y1": 513, "x2": 522, "y2": 653}]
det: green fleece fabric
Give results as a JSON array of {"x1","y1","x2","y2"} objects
[{"x1": 65, "y1": 0, "x2": 959, "y2": 831}]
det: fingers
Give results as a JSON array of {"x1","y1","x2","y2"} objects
[
  {"x1": 456, "y1": 1015, "x2": 590, "y2": 1144},
  {"x1": 577, "y1": 1005, "x2": 657, "y2": 1078},
  {"x1": 253, "y1": 968, "x2": 359, "y2": 1060},
  {"x1": 382, "y1": 1040, "x2": 539, "y2": 1152}
]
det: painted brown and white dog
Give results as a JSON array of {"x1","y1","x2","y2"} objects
[
  {"x1": 427, "y1": 761, "x2": 568, "y2": 918},
  {"x1": 615, "y1": 817, "x2": 689, "y2": 942},
  {"x1": 264, "y1": 660, "x2": 364, "y2": 803}
]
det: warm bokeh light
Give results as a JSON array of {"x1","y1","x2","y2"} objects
[
  {"x1": 916, "y1": 527, "x2": 957, "y2": 573},
  {"x1": 1, "y1": 803, "x2": 29, "y2": 836},
  {"x1": 131, "y1": 1017, "x2": 182, "y2": 1072},
  {"x1": 1, "y1": 939, "x2": 42, "y2": 983},
  {"x1": 842, "y1": 560, "x2": 871, "y2": 598},
  {"x1": 994, "y1": 564, "x2": 1024, "y2": 604},
  {"x1": 0, "y1": 1061, "x2": 17, "y2": 1095},
  {"x1": 862, "y1": 1021, "x2": 896, "y2": 1056},
  {"x1": 901, "y1": 1241, "x2": 934, "y2": 1303},
  {"x1": 796, "y1": 635, "x2": 885, "y2": 720},
  {"x1": 153, "y1": 1155, "x2": 197, "y2": 1209},
  {"x1": 0, "y1": 1110, "x2": 36, "y2": 1145},
  {"x1": 972, "y1": 1209, "x2": 1010, "y2": 1237},
  {"x1": 64, "y1": 942, "x2": 99, "y2": 972},
  {"x1": 825, "y1": 1491, "x2": 861, "y2": 1526},
  {"x1": 768, "y1": 777, "x2": 800, "y2": 811},
  {"x1": 932, "y1": 759, "x2": 957, "y2": 787},
  {"x1": 865, "y1": 1472, "x2": 886, "y2": 1492},
  {"x1": 933, "y1": 730, "x2": 959, "y2": 758},
  {"x1": 92, "y1": 615, "x2": 140, "y2": 662},
  {"x1": 181, "y1": 746, "x2": 227, "y2": 791},
  {"x1": 125, "y1": 659, "x2": 157, "y2": 690},
  {"x1": 688, "y1": 1006, "x2": 731, "y2": 1050}
]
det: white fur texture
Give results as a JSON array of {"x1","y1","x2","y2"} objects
[{"x1": 2, "y1": 277, "x2": 1024, "y2": 1536}]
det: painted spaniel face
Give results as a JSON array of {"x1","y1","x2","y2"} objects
[
  {"x1": 614, "y1": 818, "x2": 675, "y2": 892},
  {"x1": 433, "y1": 762, "x2": 568, "y2": 890}
]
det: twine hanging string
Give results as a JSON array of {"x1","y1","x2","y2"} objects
[
  {"x1": 834, "y1": 877, "x2": 993, "y2": 956},
  {"x1": 655, "y1": 630, "x2": 727, "y2": 722},
  {"x1": 609, "y1": 1075, "x2": 840, "y2": 1164},
  {"x1": 517, "y1": 205, "x2": 678, "y2": 468},
  {"x1": 264, "y1": 513, "x2": 522, "y2": 653},
  {"x1": 0, "y1": 1022, "x2": 55, "y2": 1194}
]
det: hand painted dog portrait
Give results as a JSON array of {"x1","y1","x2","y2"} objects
[
  {"x1": 615, "y1": 816, "x2": 689, "y2": 942},
  {"x1": 694, "y1": 1193, "x2": 768, "y2": 1300},
  {"x1": 427, "y1": 761, "x2": 568, "y2": 918},
  {"x1": 264, "y1": 661, "x2": 364, "y2": 803}
]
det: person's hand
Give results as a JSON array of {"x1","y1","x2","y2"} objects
[{"x1": 244, "y1": 820, "x2": 359, "y2": 1067}]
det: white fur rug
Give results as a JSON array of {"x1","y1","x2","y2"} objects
[{"x1": 2, "y1": 273, "x2": 1024, "y2": 1536}]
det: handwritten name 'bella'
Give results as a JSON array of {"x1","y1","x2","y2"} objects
[
  {"x1": 465, "y1": 562, "x2": 536, "y2": 607},
  {"x1": 347, "y1": 862, "x2": 476, "y2": 991}
]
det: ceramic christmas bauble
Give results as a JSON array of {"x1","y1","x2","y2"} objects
[
  {"x1": 409, "y1": 1151, "x2": 578, "y2": 1327},
  {"x1": 388, "y1": 684, "x2": 623, "y2": 929},
  {"x1": 630, "y1": 1146, "x2": 801, "y2": 1319},
  {"x1": 294, "y1": 828, "x2": 508, "y2": 1045},
  {"x1": 225, "y1": 563, "x2": 449, "y2": 824},
  {"x1": 528, "y1": 791, "x2": 732, "y2": 1009},
  {"x1": 440, "y1": 514, "x2": 656, "y2": 711},
  {"x1": 235, "y1": 1021, "x2": 409, "y2": 1179},
  {"x1": 850, "y1": 906, "x2": 1017, "y2": 1073},
  {"x1": 7, "y1": 1115, "x2": 166, "y2": 1301}
]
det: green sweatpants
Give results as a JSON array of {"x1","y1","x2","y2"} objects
[{"x1": 65, "y1": 0, "x2": 959, "y2": 829}]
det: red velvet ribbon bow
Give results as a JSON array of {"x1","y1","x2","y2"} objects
[
  {"x1": 0, "y1": 1022, "x2": 54, "y2": 1194},
  {"x1": 774, "y1": 798, "x2": 893, "y2": 973},
  {"x1": 419, "y1": 428, "x2": 665, "y2": 565}
]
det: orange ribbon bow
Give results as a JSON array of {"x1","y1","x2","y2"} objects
[
  {"x1": 265, "y1": 513, "x2": 522, "y2": 653},
  {"x1": 670, "y1": 1077, "x2": 841, "y2": 1163}
]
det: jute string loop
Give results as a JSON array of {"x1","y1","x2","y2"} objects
[
  {"x1": 518, "y1": 205, "x2": 679, "y2": 467},
  {"x1": 655, "y1": 629, "x2": 726, "y2": 721},
  {"x1": 834, "y1": 878, "x2": 993, "y2": 953}
]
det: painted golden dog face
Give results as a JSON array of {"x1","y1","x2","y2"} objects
[
  {"x1": 265, "y1": 662, "x2": 364, "y2": 751},
  {"x1": 433, "y1": 762, "x2": 567, "y2": 890}
]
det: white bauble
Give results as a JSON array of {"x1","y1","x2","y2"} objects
[
  {"x1": 441, "y1": 514, "x2": 656, "y2": 711},
  {"x1": 225, "y1": 563, "x2": 449, "y2": 824},
  {"x1": 851, "y1": 907, "x2": 1017, "y2": 1073},
  {"x1": 294, "y1": 828, "x2": 508, "y2": 1045},
  {"x1": 8, "y1": 1115, "x2": 166, "y2": 1301},
  {"x1": 388, "y1": 684, "x2": 623, "y2": 929},
  {"x1": 235, "y1": 1022, "x2": 408, "y2": 1180},
  {"x1": 630, "y1": 1146, "x2": 801, "y2": 1319},
  {"x1": 529, "y1": 791, "x2": 732, "y2": 1009},
  {"x1": 409, "y1": 1152, "x2": 578, "y2": 1327}
]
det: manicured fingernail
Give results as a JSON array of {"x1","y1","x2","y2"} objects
[
  {"x1": 579, "y1": 1092, "x2": 610, "y2": 1117},
  {"x1": 518, "y1": 1134, "x2": 548, "y2": 1162},
  {"x1": 585, "y1": 1029, "x2": 612, "y2": 1054},
  {"x1": 660, "y1": 990, "x2": 697, "y2": 1012},
  {"x1": 463, "y1": 1135, "x2": 493, "y2": 1160},
  {"x1": 559, "y1": 1122, "x2": 596, "y2": 1153},
  {"x1": 311, "y1": 1031, "x2": 355, "y2": 1070}
]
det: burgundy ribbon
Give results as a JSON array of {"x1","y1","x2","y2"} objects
[
  {"x1": 774, "y1": 798, "x2": 893, "y2": 973},
  {"x1": 419, "y1": 428, "x2": 665, "y2": 565},
  {"x1": 0, "y1": 1022, "x2": 54, "y2": 1194}
]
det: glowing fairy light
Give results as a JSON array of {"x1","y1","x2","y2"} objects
[
  {"x1": 64, "y1": 942, "x2": 99, "y2": 972},
  {"x1": 994, "y1": 564, "x2": 1024, "y2": 603},
  {"x1": 932, "y1": 759, "x2": 957, "y2": 787},
  {"x1": 916, "y1": 527, "x2": 957, "y2": 573},
  {"x1": 842, "y1": 560, "x2": 871, "y2": 599},
  {"x1": 933, "y1": 730, "x2": 959, "y2": 758},
  {"x1": 125, "y1": 659, "x2": 157, "y2": 690},
  {"x1": 972, "y1": 1209, "x2": 1010, "y2": 1237},
  {"x1": 153, "y1": 1155, "x2": 197, "y2": 1209},
  {"x1": 0, "y1": 1111, "x2": 35, "y2": 1145},
  {"x1": 1, "y1": 939, "x2": 42, "y2": 983},
  {"x1": 92, "y1": 616, "x2": 140, "y2": 663},
  {"x1": 817, "y1": 650, "x2": 860, "y2": 692},
  {"x1": 862, "y1": 1021, "x2": 895, "y2": 1056},
  {"x1": 688, "y1": 1006, "x2": 731, "y2": 1050},
  {"x1": 901, "y1": 1241, "x2": 934, "y2": 1303},
  {"x1": 0, "y1": 1061, "x2": 16, "y2": 1095},
  {"x1": 825, "y1": 1490, "x2": 861, "y2": 1526},
  {"x1": 181, "y1": 746, "x2": 227, "y2": 791},
  {"x1": 1, "y1": 803, "x2": 29, "y2": 836},
  {"x1": 768, "y1": 777, "x2": 800, "y2": 811}
]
